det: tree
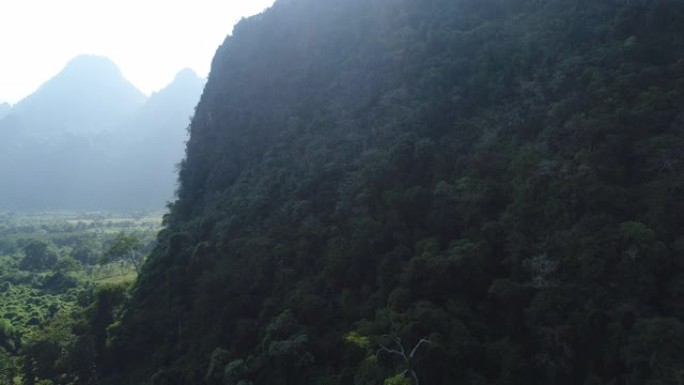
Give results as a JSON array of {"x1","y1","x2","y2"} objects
[
  {"x1": 102, "y1": 233, "x2": 144, "y2": 274},
  {"x1": 71, "y1": 238, "x2": 99, "y2": 265},
  {"x1": 376, "y1": 336, "x2": 431, "y2": 385},
  {"x1": 20, "y1": 240, "x2": 59, "y2": 272}
]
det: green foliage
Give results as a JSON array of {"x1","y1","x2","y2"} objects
[
  {"x1": 71, "y1": 238, "x2": 99, "y2": 266},
  {"x1": 20, "y1": 240, "x2": 58, "y2": 272},
  {"x1": 0, "y1": 318, "x2": 19, "y2": 353},
  {"x1": 622, "y1": 318, "x2": 684, "y2": 384},
  {"x1": 204, "y1": 348, "x2": 229, "y2": 384},
  {"x1": 344, "y1": 332, "x2": 370, "y2": 349},
  {"x1": 384, "y1": 374, "x2": 412, "y2": 385},
  {"x1": 102, "y1": 232, "x2": 144, "y2": 273},
  {"x1": 0, "y1": 212, "x2": 160, "y2": 385},
  {"x1": 223, "y1": 359, "x2": 248, "y2": 385},
  {"x1": 32, "y1": 0, "x2": 684, "y2": 384}
]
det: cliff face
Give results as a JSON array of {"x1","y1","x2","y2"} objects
[{"x1": 115, "y1": 1, "x2": 684, "y2": 384}]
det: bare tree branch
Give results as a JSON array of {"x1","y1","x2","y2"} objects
[
  {"x1": 377, "y1": 343, "x2": 407, "y2": 360},
  {"x1": 392, "y1": 336, "x2": 406, "y2": 357},
  {"x1": 409, "y1": 369, "x2": 419, "y2": 385},
  {"x1": 408, "y1": 338, "x2": 430, "y2": 360},
  {"x1": 376, "y1": 336, "x2": 431, "y2": 385}
]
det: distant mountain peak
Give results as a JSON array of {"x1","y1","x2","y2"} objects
[
  {"x1": 143, "y1": 68, "x2": 204, "y2": 103},
  {"x1": 61, "y1": 54, "x2": 122, "y2": 76},
  {"x1": 132, "y1": 67, "x2": 204, "y2": 131},
  {"x1": 174, "y1": 68, "x2": 201, "y2": 82},
  {"x1": 166, "y1": 68, "x2": 205, "y2": 92},
  {"x1": 9, "y1": 55, "x2": 147, "y2": 134}
]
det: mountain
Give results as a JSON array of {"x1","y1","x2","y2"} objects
[
  {"x1": 120, "y1": 68, "x2": 204, "y2": 141},
  {"x1": 13, "y1": 0, "x2": 684, "y2": 384},
  {"x1": 103, "y1": 68, "x2": 205, "y2": 209},
  {"x1": 0, "y1": 59, "x2": 202, "y2": 211},
  {"x1": 7, "y1": 55, "x2": 146, "y2": 135},
  {"x1": 0, "y1": 102, "x2": 9, "y2": 119}
]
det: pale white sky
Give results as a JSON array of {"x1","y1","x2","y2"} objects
[{"x1": 0, "y1": 0, "x2": 276, "y2": 104}]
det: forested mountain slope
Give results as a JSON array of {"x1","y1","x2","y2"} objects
[{"x1": 110, "y1": 0, "x2": 684, "y2": 384}]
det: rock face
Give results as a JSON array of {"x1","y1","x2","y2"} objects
[
  {"x1": 0, "y1": 57, "x2": 204, "y2": 210},
  {"x1": 98, "y1": 0, "x2": 684, "y2": 384}
]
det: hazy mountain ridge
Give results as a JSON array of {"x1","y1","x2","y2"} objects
[
  {"x1": 0, "y1": 102, "x2": 9, "y2": 119},
  {"x1": 7, "y1": 55, "x2": 147, "y2": 136},
  {"x1": 0, "y1": 56, "x2": 204, "y2": 210},
  {"x1": 104, "y1": 68, "x2": 206, "y2": 209}
]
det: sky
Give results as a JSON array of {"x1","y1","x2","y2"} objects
[{"x1": 0, "y1": 0, "x2": 276, "y2": 104}]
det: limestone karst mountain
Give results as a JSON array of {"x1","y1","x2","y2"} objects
[
  {"x1": 105, "y1": 68, "x2": 206, "y2": 209},
  {"x1": 103, "y1": 0, "x2": 684, "y2": 384},
  {"x1": 7, "y1": 55, "x2": 147, "y2": 135},
  {"x1": 3, "y1": 0, "x2": 684, "y2": 384},
  {"x1": 0, "y1": 57, "x2": 204, "y2": 210},
  {"x1": 0, "y1": 102, "x2": 10, "y2": 120}
]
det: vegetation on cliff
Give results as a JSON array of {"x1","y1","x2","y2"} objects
[
  {"x1": 3, "y1": 0, "x2": 684, "y2": 384},
  {"x1": 116, "y1": 0, "x2": 684, "y2": 384}
]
